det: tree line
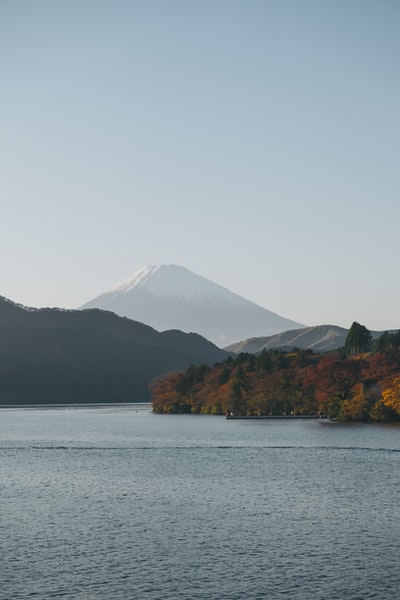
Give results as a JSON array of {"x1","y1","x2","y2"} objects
[{"x1": 150, "y1": 323, "x2": 400, "y2": 421}]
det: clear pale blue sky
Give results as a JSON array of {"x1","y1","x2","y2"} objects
[{"x1": 1, "y1": 0, "x2": 399, "y2": 330}]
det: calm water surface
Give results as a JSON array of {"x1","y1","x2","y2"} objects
[{"x1": 1, "y1": 405, "x2": 400, "y2": 599}]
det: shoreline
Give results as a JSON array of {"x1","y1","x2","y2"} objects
[
  {"x1": 0, "y1": 402, "x2": 151, "y2": 410},
  {"x1": 226, "y1": 414, "x2": 327, "y2": 420}
]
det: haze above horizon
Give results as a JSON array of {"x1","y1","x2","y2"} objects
[{"x1": 1, "y1": 0, "x2": 399, "y2": 331}]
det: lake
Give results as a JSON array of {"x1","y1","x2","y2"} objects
[{"x1": 1, "y1": 405, "x2": 400, "y2": 599}]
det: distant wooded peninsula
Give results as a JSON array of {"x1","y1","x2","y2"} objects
[{"x1": 151, "y1": 323, "x2": 400, "y2": 422}]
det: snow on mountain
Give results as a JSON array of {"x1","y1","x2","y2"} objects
[
  {"x1": 80, "y1": 264, "x2": 305, "y2": 347},
  {"x1": 108, "y1": 264, "x2": 253, "y2": 307}
]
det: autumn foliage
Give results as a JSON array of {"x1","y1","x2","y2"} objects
[{"x1": 150, "y1": 347, "x2": 400, "y2": 421}]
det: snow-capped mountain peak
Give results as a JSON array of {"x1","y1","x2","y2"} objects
[
  {"x1": 81, "y1": 264, "x2": 305, "y2": 346},
  {"x1": 108, "y1": 264, "x2": 251, "y2": 307},
  {"x1": 111, "y1": 265, "x2": 162, "y2": 293}
]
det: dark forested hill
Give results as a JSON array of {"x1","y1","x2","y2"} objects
[{"x1": 0, "y1": 296, "x2": 229, "y2": 404}]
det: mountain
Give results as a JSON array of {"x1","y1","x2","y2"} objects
[
  {"x1": 80, "y1": 264, "x2": 305, "y2": 347},
  {"x1": 225, "y1": 324, "x2": 384, "y2": 354},
  {"x1": 0, "y1": 295, "x2": 229, "y2": 405}
]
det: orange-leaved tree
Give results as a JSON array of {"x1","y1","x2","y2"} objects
[{"x1": 381, "y1": 377, "x2": 400, "y2": 416}]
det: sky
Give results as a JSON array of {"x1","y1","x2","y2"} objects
[{"x1": 1, "y1": 0, "x2": 399, "y2": 331}]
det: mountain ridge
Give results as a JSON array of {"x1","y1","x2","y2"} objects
[
  {"x1": 225, "y1": 324, "x2": 385, "y2": 354},
  {"x1": 0, "y1": 295, "x2": 229, "y2": 404}
]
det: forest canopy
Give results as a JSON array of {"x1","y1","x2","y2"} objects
[{"x1": 151, "y1": 325, "x2": 400, "y2": 422}]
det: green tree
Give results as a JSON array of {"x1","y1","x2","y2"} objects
[
  {"x1": 345, "y1": 322, "x2": 372, "y2": 356},
  {"x1": 373, "y1": 330, "x2": 400, "y2": 352}
]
